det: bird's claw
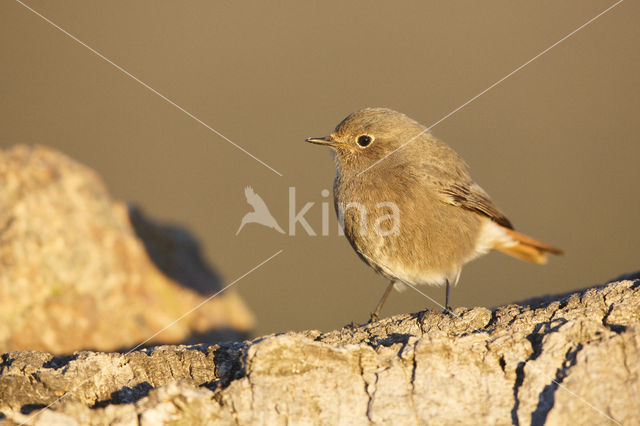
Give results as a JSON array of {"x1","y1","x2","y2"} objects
[
  {"x1": 344, "y1": 313, "x2": 379, "y2": 330},
  {"x1": 344, "y1": 320, "x2": 360, "y2": 329}
]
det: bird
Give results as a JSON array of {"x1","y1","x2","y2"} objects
[
  {"x1": 236, "y1": 186, "x2": 285, "y2": 235},
  {"x1": 305, "y1": 107, "x2": 562, "y2": 322}
]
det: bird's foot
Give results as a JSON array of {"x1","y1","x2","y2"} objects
[
  {"x1": 442, "y1": 306, "x2": 454, "y2": 317},
  {"x1": 344, "y1": 313, "x2": 379, "y2": 330},
  {"x1": 344, "y1": 320, "x2": 369, "y2": 329},
  {"x1": 344, "y1": 320, "x2": 359, "y2": 329}
]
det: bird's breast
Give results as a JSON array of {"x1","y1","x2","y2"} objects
[{"x1": 333, "y1": 171, "x2": 484, "y2": 285}]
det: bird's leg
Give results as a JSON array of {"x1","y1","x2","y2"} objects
[
  {"x1": 369, "y1": 280, "x2": 395, "y2": 323},
  {"x1": 443, "y1": 279, "x2": 453, "y2": 315}
]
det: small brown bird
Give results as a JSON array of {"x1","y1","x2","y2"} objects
[{"x1": 306, "y1": 107, "x2": 562, "y2": 322}]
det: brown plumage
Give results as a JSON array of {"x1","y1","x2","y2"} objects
[{"x1": 306, "y1": 107, "x2": 562, "y2": 321}]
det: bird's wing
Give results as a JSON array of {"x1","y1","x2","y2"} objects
[
  {"x1": 409, "y1": 136, "x2": 514, "y2": 229},
  {"x1": 244, "y1": 186, "x2": 270, "y2": 211},
  {"x1": 435, "y1": 181, "x2": 513, "y2": 229}
]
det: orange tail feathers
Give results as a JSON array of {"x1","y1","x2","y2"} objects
[{"x1": 495, "y1": 228, "x2": 564, "y2": 265}]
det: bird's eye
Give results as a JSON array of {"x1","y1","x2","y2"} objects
[{"x1": 357, "y1": 135, "x2": 373, "y2": 147}]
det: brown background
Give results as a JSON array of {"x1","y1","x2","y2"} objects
[{"x1": 1, "y1": 1, "x2": 638, "y2": 336}]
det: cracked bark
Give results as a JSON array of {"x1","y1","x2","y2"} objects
[{"x1": 1, "y1": 277, "x2": 639, "y2": 425}]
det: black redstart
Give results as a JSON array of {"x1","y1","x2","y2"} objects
[{"x1": 306, "y1": 107, "x2": 562, "y2": 321}]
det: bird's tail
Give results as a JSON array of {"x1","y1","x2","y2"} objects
[{"x1": 494, "y1": 228, "x2": 563, "y2": 264}]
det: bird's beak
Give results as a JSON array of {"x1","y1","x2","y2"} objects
[{"x1": 305, "y1": 136, "x2": 337, "y2": 147}]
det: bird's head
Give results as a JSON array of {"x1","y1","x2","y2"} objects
[{"x1": 305, "y1": 107, "x2": 429, "y2": 174}]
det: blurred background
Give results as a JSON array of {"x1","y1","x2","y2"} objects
[{"x1": 1, "y1": 1, "x2": 638, "y2": 337}]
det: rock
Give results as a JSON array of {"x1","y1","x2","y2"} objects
[
  {"x1": 1, "y1": 278, "x2": 638, "y2": 425},
  {"x1": 0, "y1": 145, "x2": 254, "y2": 354}
]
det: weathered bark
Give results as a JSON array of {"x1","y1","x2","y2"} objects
[{"x1": 1, "y1": 277, "x2": 638, "y2": 425}]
